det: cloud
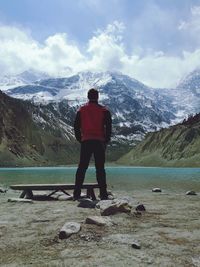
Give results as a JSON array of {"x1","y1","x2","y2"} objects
[
  {"x1": 0, "y1": 25, "x2": 85, "y2": 76},
  {"x1": 0, "y1": 22, "x2": 200, "y2": 88},
  {"x1": 178, "y1": 5, "x2": 200, "y2": 40}
]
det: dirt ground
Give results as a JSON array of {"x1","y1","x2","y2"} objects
[{"x1": 0, "y1": 188, "x2": 200, "y2": 267}]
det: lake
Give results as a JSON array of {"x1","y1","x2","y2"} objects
[{"x1": 0, "y1": 166, "x2": 200, "y2": 193}]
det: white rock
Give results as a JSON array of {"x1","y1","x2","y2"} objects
[
  {"x1": 85, "y1": 216, "x2": 113, "y2": 226},
  {"x1": 59, "y1": 222, "x2": 81, "y2": 239}
]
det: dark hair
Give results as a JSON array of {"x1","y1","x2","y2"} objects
[{"x1": 87, "y1": 88, "x2": 99, "y2": 100}]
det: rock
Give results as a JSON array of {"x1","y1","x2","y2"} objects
[
  {"x1": 0, "y1": 187, "x2": 6, "y2": 193},
  {"x1": 59, "y1": 222, "x2": 81, "y2": 239},
  {"x1": 85, "y1": 216, "x2": 113, "y2": 226},
  {"x1": 135, "y1": 204, "x2": 146, "y2": 212},
  {"x1": 131, "y1": 242, "x2": 141, "y2": 249},
  {"x1": 8, "y1": 198, "x2": 33, "y2": 203},
  {"x1": 152, "y1": 188, "x2": 162, "y2": 192},
  {"x1": 97, "y1": 199, "x2": 132, "y2": 216},
  {"x1": 77, "y1": 198, "x2": 97, "y2": 208},
  {"x1": 105, "y1": 190, "x2": 115, "y2": 200},
  {"x1": 186, "y1": 191, "x2": 197, "y2": 196}
]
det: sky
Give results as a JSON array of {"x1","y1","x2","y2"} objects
[{"x1": 1, "y1": 0, "x2": 200, "y2": 88}]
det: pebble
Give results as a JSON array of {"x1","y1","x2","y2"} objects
[
  {"x1": 135, "y1": 204, "x2": 146, "y2": 212},
  {"x1": 0, "y1": 187, "x2": 6, "y2": 193},
  {"x1": 186, "y1": 191, "x2": 197, "y2": 196},
  {"x1": 152, "y1": 188, "x2": 162, "y2": 192},
  {"x1": 131, "y1": 242, "x2": 141, "y2": 249}
]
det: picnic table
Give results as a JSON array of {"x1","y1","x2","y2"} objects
[{"x1": 10, "y1": 183, "x2": 100, "y2": 200}]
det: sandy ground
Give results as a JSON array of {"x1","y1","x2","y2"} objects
[{"x1": 0, "y1": 188, "x2": 200, "y2": 267}]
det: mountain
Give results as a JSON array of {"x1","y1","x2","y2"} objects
[
  {"x1": 3, "y1": 71, "x2": 177, "y2": 144},
  {"x1": 118, "y1": 113, "x2": 200, "y2": 167},
  {"x1": 0, "y1": 70, "x2": 50, "y2": 91},
  {"x1": 155, "y1": 69, "x2": 200, "y2": 122},
  {"x1": 0, "y1": 90, "x2": 129, "y2": 166},
  {"x1": 0, "y1": 90, "x2": 79, "y2": 167}
]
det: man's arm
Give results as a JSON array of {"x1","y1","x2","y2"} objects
[
  {"x1": 105, "y1": 110, "x2": 112, "y2": 143},
  {"x1": 74, "y1": 111, "x2": 81, "y2": 142}
]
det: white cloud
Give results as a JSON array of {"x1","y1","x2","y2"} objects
[
  {"x1": 178, "y1": 5, "x2": 200, "y2": 35},
  {"x1": 0, "y1": 25, "x2": 85, "y2": 76},
  {"x1": 0, "y1": 22, "x2": 200, "y2": 88}
]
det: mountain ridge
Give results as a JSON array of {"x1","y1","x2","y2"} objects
[
  {"x1": 118, "y1": 113, "x2": 200, "y2": 167},
  {"x1": 2, "y1": 70, "x2": 178, "y2": 144}
]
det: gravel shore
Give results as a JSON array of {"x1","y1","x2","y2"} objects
[{"x1": 0, "y1": 188, "x2": 200, "y2": 267}]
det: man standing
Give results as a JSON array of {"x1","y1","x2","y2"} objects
[{"x1": 73, "y1": 88, "x2": 112, "y2": 200}]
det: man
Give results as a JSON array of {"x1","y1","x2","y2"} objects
[{"x1": 73, "y1": 88, "x2": 112, "y2": 200}]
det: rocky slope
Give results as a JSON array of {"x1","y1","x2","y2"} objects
[
  {"x1": 118, "y1": 113, "x2": 200, "y2": 167},
  {"x1": 0, "y1": 90, "x2": 129, "y2": 166},
  {"x1": 0, "y1": 91, "x2": 79, "y2": 166}
]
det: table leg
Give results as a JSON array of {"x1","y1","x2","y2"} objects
[{"x1": 87, "y1": 188, "x2": 96, "y2": 200}]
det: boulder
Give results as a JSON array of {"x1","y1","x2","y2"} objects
[
  {"x1": 97, "y1": 199, "x2": 132, "y2": 216},
  {"x1": 59, "y1": 222, "x2": 81, "y2": 239},
  {"x1": 186, "y1": 191, "x2": 197, "y2": 196},
  {"x1": 152, "y1": 188, "x2": 162, "y2": 193},
  {"x1": 77, "y1": 198, "x2": 97, "y2": 208},
  {"x1": 85, "y1": 216, "x2": 113, "y2": 226},
  {"x1": 8, "y1": 198, "x2": 33, "y2": 203}
]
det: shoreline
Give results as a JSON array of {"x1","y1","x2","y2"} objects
[{"x1": 1, "y1": 165, "x2": 200, "y2": 169}]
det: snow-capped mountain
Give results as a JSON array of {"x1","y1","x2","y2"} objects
[
  {"x1": 156, "y1": 69, "x2": 200, "y2": 122},
  {"x1": 0, "y1": 69, "x2": 50, "y2": 91},
  {"x1": 2, "y1": 71, "x2": 178, "y2": 144},
  {"x1": 1, "y1": 69, "x2": 200, "y2": 145}
]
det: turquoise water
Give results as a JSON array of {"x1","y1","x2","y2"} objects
[{"x1": 0, "y1": 167, "x2": 200, "y2": 192}]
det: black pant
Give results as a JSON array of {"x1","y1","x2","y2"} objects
[{"x1": 74, "y1": 140, "x2": 108, "y2": 199}]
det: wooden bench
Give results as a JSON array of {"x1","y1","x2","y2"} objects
[{"x1": 10, "y1": 183, "x2": 100, "y2": 200}]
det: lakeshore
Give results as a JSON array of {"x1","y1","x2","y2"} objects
[{"x1": 0, "y1": 186, "x2": 200, "y2": 267}]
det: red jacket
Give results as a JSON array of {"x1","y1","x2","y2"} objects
[{"x1": 74, "y1": 101, "x2": 112, "y2": 142}]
